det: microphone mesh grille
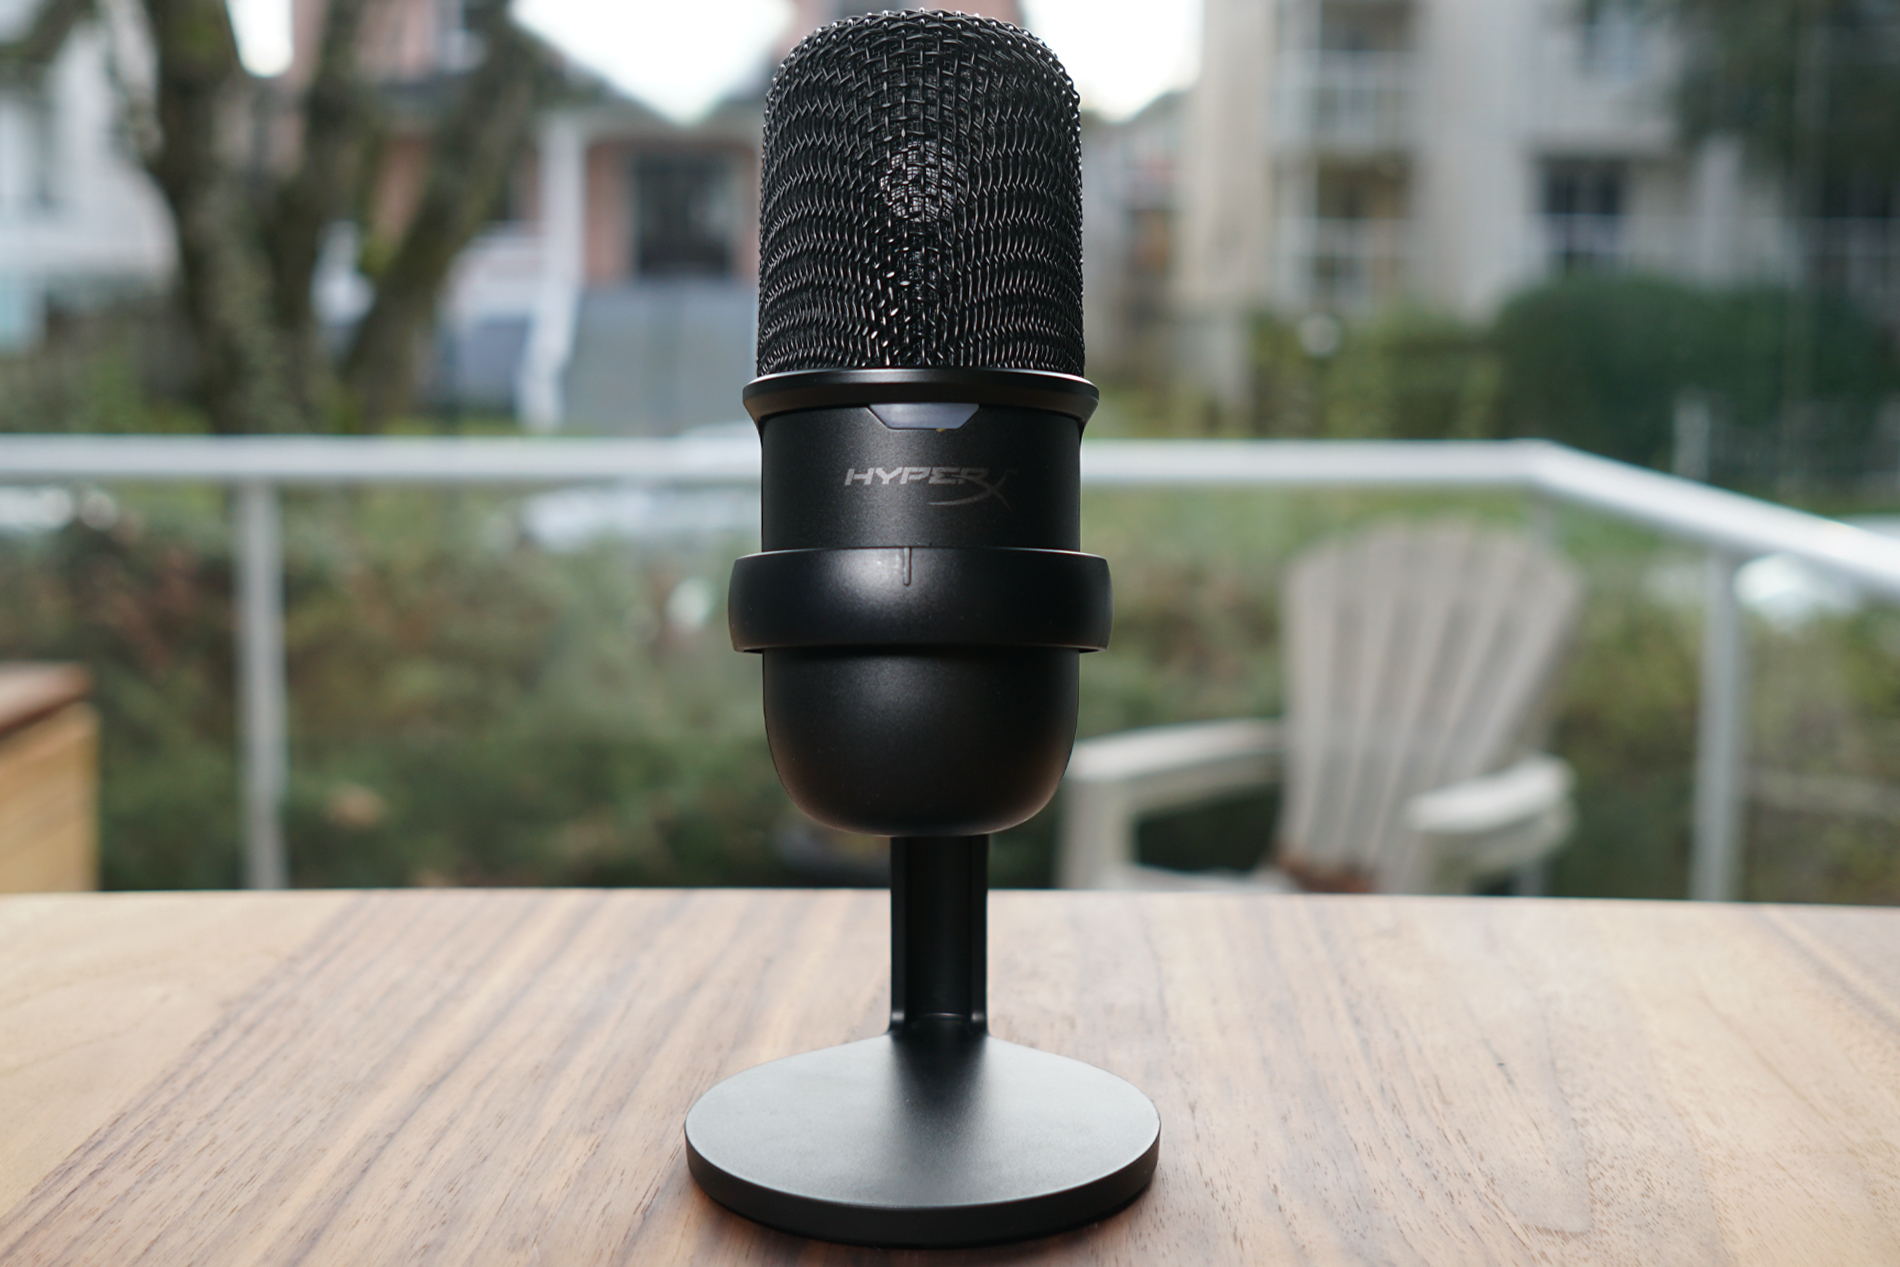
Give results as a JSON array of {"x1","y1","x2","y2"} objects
[{"x1": 756, "y1": 11, "x2": 1085, "y2": 376}]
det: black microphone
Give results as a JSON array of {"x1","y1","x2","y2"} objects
[
  {"x1": 726, "y1": 9, "x2": 1112, "y2": 838},
  {"x1": 688, "y1": 15, "x2": 1156, "y2": 1249}
]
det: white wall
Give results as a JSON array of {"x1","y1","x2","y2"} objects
[
  {"x1": 1172, "y1": 0, "x2": 1278, "y2": 410},
  {"x1": 0, "y1": 19, "x2": 173, "y2": 347}
]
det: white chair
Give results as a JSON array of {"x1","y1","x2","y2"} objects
[{"x1": 1057, "y1": 521, "x2": 1584, "y2": 895}]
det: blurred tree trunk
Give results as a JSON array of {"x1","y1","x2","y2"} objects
[
  {"x1": 342, "y1": 2, "x2": 546, "y2": 427},
  {"x1": 141, "y1": 0, "x2": 300, "y2": 433},
  {"x1": 14, "y1": 0, "x2": 549, "y2": 432}
]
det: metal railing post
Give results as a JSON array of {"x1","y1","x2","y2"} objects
[
  {"x1": 235, "y1": 481, "x2": 289, "y2": 890},
  {"x1": 1505, "y1": 490, "x2": 1563, "y2": 898},
  {"x1": 1691, "y1": 549, "x2": 1750, "y2": 901}
]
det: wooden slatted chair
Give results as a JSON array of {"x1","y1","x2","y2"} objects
[{"x1": 1056, "y1": 521, "x2": 1584, "y2": 894}]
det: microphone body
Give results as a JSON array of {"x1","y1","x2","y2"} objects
[
  {"x1": 734, "y1": 375, "x2": 1102, "y2": 837},
  {"x1": 728, "y1": 11, "x2": 1110, "y2": 839}
]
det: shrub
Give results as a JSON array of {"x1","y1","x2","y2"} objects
[
  {"x1": 1491, "y1": 274, "x2": 1899, "y2": 470},
  {"x1": 0, "y1": 487, "x2": 788, "y2": 890},
  {"x1": 1250, "y1": 308, "x2": 1497, "y2": 441}
]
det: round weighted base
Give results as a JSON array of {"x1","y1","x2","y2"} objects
[{"x1": 684, "y1": 1029, "x2": 1160, "y2": 1248}]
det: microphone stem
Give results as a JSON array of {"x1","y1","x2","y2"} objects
[{"x1": 889, "y1": 835, "x2": 989, "y2": 1036}]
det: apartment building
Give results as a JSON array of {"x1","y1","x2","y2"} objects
[
  {"x1": 0, "y1": 0, "x2": 173, "y2": 350},
  {"x1": 1173, "y1": 0, "x2": 1891, "y2": 408},
  {"x1": 1082, "y1": 92, "x2": 1185, "y2": 385}
]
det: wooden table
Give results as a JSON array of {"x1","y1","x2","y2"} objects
[{"x1": 1, "y1": 890, "x2": 1896, "y2": 1264}]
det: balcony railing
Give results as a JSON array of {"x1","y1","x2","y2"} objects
[
  {"x1": 1538, "y1": 214, "x2": 1900, "y2": 320},
  {"x1": 1281, "y1": 216, "x2": 1411, "y2": 311},
  {"x1": 1275, "y1": 52, "x2": 1417, "y2": 152},
  {"x1": 8, "y1": 433, "x2": 1900, "y2": 901}
]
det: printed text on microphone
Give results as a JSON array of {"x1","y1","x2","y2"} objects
[{"x1": 841, "y1": 467, "x2": 1014, "y2": 509}]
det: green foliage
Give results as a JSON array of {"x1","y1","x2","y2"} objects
[
  {"x1": 1249, "y1": 309, "x2": 1498, "y2": 441},
  {"x1": 1743, "y1": 600, "x2": 1900, "y2": 905},
  {"x1": 1491, "y1": 274, "x2": 1899, "y2": 467},
  {"x1": 1229, "y1": 276, "x2": 1897, "y2": 471},
  {"x1": 0, "y1": 490, "x2": 243, "y2": 887},
  {"x1": 0, "y1": 487, "x2": 790, "y2": 890},
  {"x1": 1540, "y1": 525, "x2": 1700, "y2": 898},
  {"x1": 1491, "y1": 274, "x2": 1710, "y2": 465},
  {"x1": 1332, "y1": 310, "x2": 1499, "y2": 442},
  {"x1": 0, "y1": 305, "x2": 205, "y2": 435},
  {"x1": 1656, "y1": 0, "x2": 1900, "y2": 187},
  {"x1": 276, "y1": 491, "x2": 784, "y2": 888}
]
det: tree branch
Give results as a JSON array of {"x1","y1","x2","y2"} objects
[
  {"x1": 0, "y1": 0, "x2": 92, "y2": 81},
  {"x1": 263, "y1": 0, "x2": 382, "y2": 422}
]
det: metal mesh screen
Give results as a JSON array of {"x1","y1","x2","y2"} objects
[{"x1": 756, "y1": 11, "x2": 1085, "y2": 376}]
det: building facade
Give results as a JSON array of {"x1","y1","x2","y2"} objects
[
  {"x1": 1082, "y1": 91, "x2": 1184, "y2": 386},
  {"x1": 0, "y1": 0, "x2": 174, "y2": 350},
  {"x1": 1173, "y1": 0, "x2": 1894, "y2": 410}
]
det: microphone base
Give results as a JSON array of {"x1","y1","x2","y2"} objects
[
  {"x1": 685, "y1": 836, "x2": 1159, "y2": 1247},
  {"x1": 683, "y1": 1026, "x2": 1160, "y2": 1248}
]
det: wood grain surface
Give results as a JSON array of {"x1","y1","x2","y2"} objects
[{"x1": 1, "y1": 889, "x2": 1897, "y2": 1265}]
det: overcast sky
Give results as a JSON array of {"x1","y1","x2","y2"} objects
[{"x1": 227, "y1": 0, "x2": 1200, "y2": 123}]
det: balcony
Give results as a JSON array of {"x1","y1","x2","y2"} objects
[
  {"x1": 1537, "y1": 213, "x2": 1693, "y2": 277},
  {"x1": 1537, "y1": 212, "x2": 1900, "y2": 322},
  {"x1": 1275, "y1": 52, "x2": 1417, "y2": 154},
  {"x1": 1281, "y1": 216, "x2": 1411, "y2": 311}
]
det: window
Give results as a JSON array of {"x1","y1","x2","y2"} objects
[
  {"x1": 634, "y1": 153, "x2": 737, "y2": 278},
  {"x1": 1812, "y1": 177, "x2": 1900, "y2": 314},
  {"x1": 1542, "y1": 161, "x2": 1626, "y2": 273},
  {"x1": 0, "y1": 89, "x2": 58, "y2": 213},
  {"x1": 1310, "y1": 166, "x2": 1408, "y2": 308},
  {"x1": 435, "y1": 0, "x2": 482, "y2": 72},
  {"x1": 1317, "y1": 1, "x2": 1409, "y2": 55}
]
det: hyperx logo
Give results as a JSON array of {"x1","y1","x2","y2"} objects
[{"x1": 841, "y1": 466, "x2": 1014, "y2": 510}]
